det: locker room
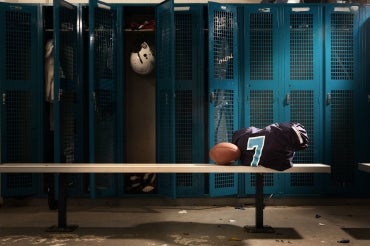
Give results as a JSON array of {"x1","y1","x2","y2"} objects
[{"x1": 1, "y1": 0, "x2": 370, "y2": 200}]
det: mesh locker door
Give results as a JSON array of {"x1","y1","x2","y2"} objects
[
  {"x1": 324, "y1": 5, "x2": 360, "y2": 190},
  {"x1": 53, "y1": 0, "x2": 84, "y2": 195},
  {"x1": 208, "y1": 3, "x2": 239, "y2": 196},
  {"x1": 156, "y1": 0, "x2": 176, "y2": 198},
  {"x1": 174, "y1": 6, "x2": 205, "y2": 197},
  {"x1": 244, "y1": 5, "x2": 280, "y2": 195},
  {"x1": 0, "y1": 3, "x2": 41, "y2": 196},
  {"x1": 89, "y1": 0, "x2": 120, "y2": 198},
  {"x1": 281, "y1": 5, "x2": 324, "y2": 194},
  {"x1": 363, "y1": 6, "x2": 370, "y2": 164}
]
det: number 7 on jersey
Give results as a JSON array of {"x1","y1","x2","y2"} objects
[{"x1": 246, "y1": 136, "x2": 265, "y2": 167}]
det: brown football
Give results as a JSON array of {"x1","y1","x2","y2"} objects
[{"x1": 209, "y1": 142, "x2": 241, "y2": 165}]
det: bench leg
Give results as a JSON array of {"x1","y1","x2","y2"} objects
[
  {"x1": 46, "y1": 173, "x2": 78, "y2": 232},
  {"x1": 244, "y1": 173, "x2": 274, "y2": 233}
]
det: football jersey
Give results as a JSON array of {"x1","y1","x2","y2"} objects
[{"x1": 231, "y1": 122, "x2": 309, "y2": 171}]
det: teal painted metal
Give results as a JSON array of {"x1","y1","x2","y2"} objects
[
  {"x1": 174, "y1": 5, "x2": 205, "y2": 197},
  {"x1": 208, "y1": 2, "x2": 239, "y2": 197},
  {"x1": 324, "y1": 4, "x2": 360, "y2": 194},
  {"x1": 244, "y1": 4, "x2": 280, "y2": 196},
  {"x1": 156, "y1": 0, "x2": 176, "y2": 198},
  {"x1": 281, "y1": 4, "x2": 324, "y2": 195},
  {"x1": 0, "y1": 3, "x2": 42, "y2": 196},
  {"x1": 244, "y1": 4, "x2": 326, "y2": 196},
  {"x1": 89, "y1": 0, "x2": 121, "y2": 198},
  {"x1": 53, "y1": 0, "x2": 86, "y2": 197}
]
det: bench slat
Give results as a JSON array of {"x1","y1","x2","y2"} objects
[
  {"x1": 359, "y1": 163, "x2": 370, "y2": 173},
  {"x1": 0, "y1": 163, "x2": 331, "y2": 173}
]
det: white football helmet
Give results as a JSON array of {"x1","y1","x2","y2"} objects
[{"x1": 130, "y1": 42, "x2": 155, "y2": 75}]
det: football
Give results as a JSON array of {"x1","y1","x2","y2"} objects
[{"x1": 209, "y1": 142, "x2": 241, "y2": 165}]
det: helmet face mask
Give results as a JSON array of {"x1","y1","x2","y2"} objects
[{"x1": 130, "y1": 42, "x2": 155, "y2": 75}]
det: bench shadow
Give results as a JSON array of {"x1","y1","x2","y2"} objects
[
  {"x1": 341, "y1": 228, "x2": 370, "y2": 240},
  {"x1": 0, "y1": 222, "x2": 302, "y2": 245}
]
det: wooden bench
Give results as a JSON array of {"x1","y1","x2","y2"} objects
[
  {"x1": 0, "y1": 163, "x2": 331, "y2": 233},
  {"x1": 359, "y1": 163, "x2": 370, "y2": 173}
]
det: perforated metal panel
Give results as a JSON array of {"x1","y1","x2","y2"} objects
[
  {"x1": 324, "y1": 5, "x2": 358, "y2": 189},
  {"x1": 89, "y1": 1, "x2": 119, "y2": 197},
  {"x1": 331, "y1": 90, "x2": 354, "y2": 183},
  {"x1": 174, "y1": 7, "x2": 205, "y2": 197},
  {"x1": 249, "y1": 12, "x2": 273, "y2": 81},
  {"x1": 55, "y1": 0, "x2": 81, "y2": 163},
  {"x1": 289, "y1": 13, "x2": 314, "y2": 80},
  {"x1": 156, "y1": 0, "x2": 176, "y2": 198},
  {"x1": 330, "y1": 12, "x2": 354, "y2": 81},
  {"x1": 249, "y1": 90, "x2": 274, "y2": 189},
  {"x1": 5, "y1": 10, "x2": 32, "y2": 81},
  {"x1": 0, "y1": 4, "x2": 40, "y2": 196},
  {"x1": 290, "y1": 90, "x2": 315, "y2": 187},
  {"x1": 208, "y1": 3, "x2": 238, "y2": 196}
]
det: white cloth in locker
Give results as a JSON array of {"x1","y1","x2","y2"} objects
[{"x1": 45, "y1": 39, "x2": 55, "y2": 103}]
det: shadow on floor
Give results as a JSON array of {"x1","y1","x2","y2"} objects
[
  {"x1": 341, "y1": 228, "x2": 370, "y2": 240},
  {"x1": 0, "y1": 221, "x2": 302, "y2": 245}
]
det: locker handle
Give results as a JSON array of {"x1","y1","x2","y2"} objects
[
  {"x1": 327, "y1": 93, "x2": 331, "y2": 105},
  {"x1": 58, "y1": 89, "x2": 63, "y2": 102},
  {"x1": 368, "y1": 94, "x2": 370, "y2": 104},
  {"x1": 210, "y1": 91, "x2": 215, "y2": 104},
  {"x1": 92, "y1": 91, "x2": 98, "y2": 112},
  {"x1": 286, "y1": 93, "x2": 291, "y2": 105},
  {"x1": 2, "y1": 93, "x2": 5, "y2": 105}
]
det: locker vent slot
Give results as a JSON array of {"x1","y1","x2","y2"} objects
[
  {"x1": 290, "y1": 90, "x2": 314, "y2": 163},
  {"x1": 176, "y1": 90, "x2": 193, "y2": 162},
  {"x1": 290, "y1": 13, "x2": 314, "y2": 80},
  {"x1": 175, "y1": 13, "x2": 192, "y2": 81},
  {"x1": 176, "y1": 174, "x2": 192, "y2": 187},
  {"x1": 215, "y1": 173, "x2": 234, "y2": 189},
  {"x1": 5, "y1": 10, "x2": 32, "y2": 80},
  {"x1": 331, "y1": 90, "x2": 354, "y2": 183},
  {"x1": 6, "y1": 90, "x2": 32, "y2": 162},
  {"x1": 250, "y1": 90, "x2": 273, "y2": 128},
  {"x1": 94, "y1": 8, "x2": 114, "y2": 80},
  {"x1": 249, "y1": 13, "x2": 273, "y2": 80},
  {"x1": 6, "y1": 174, "x2": 33, "y2": 189},
  {"x1": 330, "y1": 13, "x2": 354, "y2": 81},
  {"x1": 213, "y1": 11, "x2": 234, "y2": 80},
  {"x1": 213, "y1": 89, "x2": 234, "y2": 143}
]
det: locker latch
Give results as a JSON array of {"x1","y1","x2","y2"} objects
[
  {"x1": 327, "y1": 93, "x2": 331, "y2": 105},
  {"x1": 286, "y1": 93, "x2": 291, "y2": 105},
  {"x1": 210, "y1": 91, "x2": 215, "y2": 104}
]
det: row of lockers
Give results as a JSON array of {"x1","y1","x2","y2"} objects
[{"x1": 1, "y1": 0, "x2": 370, "y2": 199}]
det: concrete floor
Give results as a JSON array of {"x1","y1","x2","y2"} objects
[{"x1": 0, "y1": 197, "x2": 370, "y2": 246}]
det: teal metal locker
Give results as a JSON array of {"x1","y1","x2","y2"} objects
[
  {"x1": 280, "y1": 4, "x2": 324, "y2": 195},
  {"x1": 244, "y1": 4, "x2": 325, "y2": 196},
  {"x1": 324, "y1": 4, "x2": 360, "y2": 192},
  {"x1": 208, "y1": 2, "x2": 239, "y2": 196},
  {"x1": 244, "y1": 4, "x2": 281, "y2": 196},
  {"x1": 0, "y1": 3, "x2": 43, "y2": 196},
  {"x1": 174, "y1": 5, "x2": 205, "y2": 197},
  {"x1": 53, "y1": 0, "x2": 85, "y2": 196},
  {"x1": 156, "y1": 0, "x2": 176, "y2": 198},
  {"x1": 89, "y1": 0, "x2": 122, "y2": 198}
]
